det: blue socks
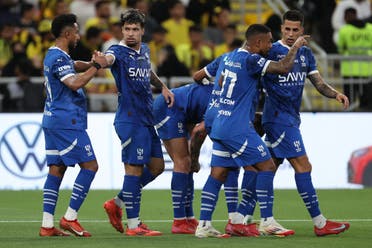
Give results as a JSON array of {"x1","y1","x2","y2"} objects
[
  {"x1": 120, "y1": 175, "x2": 141, "y2": 219},
  {"x1": 237, "y1": 170, "x2": 257, "y2": 216},
  {"x1": 199, "y1": 176, "x2": 222, "y2": 221},
  {"x1": 171, "y1": 172, "x2": 188, "y2": 219},
  {"x1": 256, "y1": 171, "x2": 274, "y2": 218},
  {"x1": 295, "y1": 172, "x2": 321, "y2": 218},
  {"x1": 69, "y1": 168, "x2": 96, "y2": 211},
  {"x1": 185, "y1": 173, "x2": 195, "y2": 218},
  {"x1": 224, "y1": 169, "x2": 239, "y2": 214},
  {"x1": 43, "y1": 174, "x2": 62, "y2": 214}
]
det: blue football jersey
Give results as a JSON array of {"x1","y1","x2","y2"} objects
[
  {"x1": 106, "y1": 42, "x2": 154, "y2": 126},
  {"x1": 262, "y1": 41, "x2": 318, "y2": 127},
  {"x1": 42, "y1": 46, "x2": 87, "y2": 130},
  {"x1": 172, "y1": 83, "x2": 213, "y2": 123},
  {"x1": 203, "y1": 53, "x2": 229, "y2": 133},
  {"x1": 210, "y1": 48, "x2": 270, "y2": 140}
]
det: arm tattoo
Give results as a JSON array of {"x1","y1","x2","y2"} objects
[
  {"x1": 150, "y1": 71, "x2": 165, "y2": 89},
  {"x1": 308, "y1": 73, "x2": 338, "y2": 98}
]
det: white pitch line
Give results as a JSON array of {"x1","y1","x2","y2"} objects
[{"x1": 1, "y1": 219, "x2": 371, "y2": 223}]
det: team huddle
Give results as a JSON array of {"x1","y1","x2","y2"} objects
[{"x1": 39, "y1": 9, "x2": 350, "y2": 238}]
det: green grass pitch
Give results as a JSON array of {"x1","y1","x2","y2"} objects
[{"x1": 0, "y1": 189, "x2": 371, "y2": 248}]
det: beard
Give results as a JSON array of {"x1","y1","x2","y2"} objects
[{"x1": 68, "y1": 41, "x2": 77, "y2": 53}]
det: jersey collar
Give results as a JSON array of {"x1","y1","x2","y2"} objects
[{"x1": 119, "y1": 41, "x2": 141, "y2": 54}]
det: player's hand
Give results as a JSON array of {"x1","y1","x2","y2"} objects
[
  {"x1": 190, "y1": 121, "x2": 206, "y2": 140},
  {"x1": 293, "y1": 35, "x2": 310, "y2": 49},
  {"x1": 336, "y1": 93, "x2": 349, "y2": 110},
  {"x1": 190, "y1": 160, "x2": 201, "y2": 173},
  {"x1": 92, "y1": 50, "x2": 108, "y2": 68},
  {"x1": 162, "y1": 87, "x2": 174, "y2": 107}
]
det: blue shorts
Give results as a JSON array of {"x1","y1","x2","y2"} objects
[
  {"x1": 153, "y1": 95, "x2": 187, "y2": 140},
  {"x1": 43, "y1": 128, "x2": 96, "y2": 167},
  {"x1": 210, "y1": 130, "x2": 271, "y2": 167},
  {"x1": 263, "y1": 123, "x2": 306, "y2": 160},
  {"x1": 114, "y1": 123, "x2": 163, "y2": 164}
]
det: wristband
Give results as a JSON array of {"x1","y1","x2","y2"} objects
[{"x1": 92, "y1": 61, "x2": 102, "y2": 70}]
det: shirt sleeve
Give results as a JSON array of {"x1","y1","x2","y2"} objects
[{"x1": 53, "y1": 55, "x2": 75, "y2": 82}]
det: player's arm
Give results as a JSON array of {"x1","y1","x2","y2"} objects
[
  {"x1": 193, "y1": 68, "x2": 212, "y2": 85},
  {"x1": 150, "y1": 70, "x2": 175, "y2": 107},
  {"x1": 308, "y1": 72, "x2": 349, "y2": 109},
  {"x1": 266, "y1": 35, "x2": 310, "y2": 74},
  {"x1": 189, "y1": 121, "x2": 207, "y2": 173},
  {"x1": 63, "y1": 56, "x2": 107, "y2": 91}
]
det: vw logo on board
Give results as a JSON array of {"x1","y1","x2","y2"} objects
[{"x1": 0, "y1": 122, "x2": 47, "y2": 179}]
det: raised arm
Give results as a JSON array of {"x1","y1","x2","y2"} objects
[
  {"x1": 266, "y1": 35, "x2": 310, "y2": 74},
  {"x1": 63, "y1": 55, "x2": 108, "y2": 91},
  {"x1": 308, "y1": 72, "x2": 349, "y2": 109}
]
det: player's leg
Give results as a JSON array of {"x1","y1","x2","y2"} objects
[
  {"x1": 289, "y1": 155, "x2": 350, "y2": 236},
  {"x1": 55, "y1": 130, "x2": 97, "y2": 237},
  {"x1": 40, "y1": 164, "x2": 70, "y2": 236},
  {"x1": 185, "y1": 172, "x2": 198, "y2": 229},
  {"x1": 195, "y1": 140, "x2": 232, "y2": 238},
  {"x1": 163, "y1": 137, "x2": 195, "y2": 234},
  {"x1": 228, "y1": 166, "x2": 259, "y2": 237},
  {"x1": 255, "y1": 158, "x2": 295, "y2": 237},
  {"x1": 224, "y1": 168, "x2": 240, "y2": 221}
]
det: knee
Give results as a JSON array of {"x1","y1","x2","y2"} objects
[
  {"x1": 147, "y1": 162, "x2": 164, "y2": 177},
  {"x1": 173, "y1": 157, "x2": 191, "y2": 173}
]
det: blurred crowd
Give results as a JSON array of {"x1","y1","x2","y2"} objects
[{"x1": 0, "y1": 0, "x2": 371, "y2": 112}]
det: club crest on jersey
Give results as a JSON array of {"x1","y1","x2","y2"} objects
[
  {"x1": 137, "y1": 148, "x2": 144, "y2": 160},
  {"x1": 293, "y1": 140, "x2": 302, "y2": 152},
  {"x1": 85, "y1": 144, "x2": 93, "y2": 156},
  {"x1": 300, "y1": 55, "x2": 306, "y2": 67},
  {"x1": 257, "y1": 145, "x2": 267, "y2": 157},
  {"x1": 177, "y1": 122, "x2": 184, "y2": 134}
]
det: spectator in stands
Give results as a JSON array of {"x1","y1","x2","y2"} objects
[
  {"x1": 70, "y1": 0, "x2": 96, "y2": 33},
  {"x1": 1, "y1": 42, "x2": 38, "y2": 112},
  {"x1": 71, "y1": 27, "x2": 103, "y2": 62},
  {"x1": 156, "y1": 45, "x2": 190, "y2": 78},
  {"x1": 203, "y1": 6, "x2": 231, "y2": 46},
  {"x1": 39, "y1": 0, "x2": 72, "y2": 20},
  {"x1": 0, "y1": 22, "x2": 16, "y2": 71},
  {"x1": 149, "y1": 0, "x2": 171, "y2": 24},
  {"x1": 175, "y1": 25, "x2": 213, "y2": 75},
  {"x1": 186, "y1": 0, "x2": 230, "y2": 28},
  {"x1": 265, "y1": 13, "x2": 282, "y2": 41},
  {"x1": 332, "y1": 0, "x2": 371, "y2": 44},
  {"x1": 148, "y1": 26, "x2": 169, "y2": 68},
  {"x1": 16, "y1": 2, "x2": 38, "y2": 34},
  {"x1": 25, "y1": 19, "x2": 54, "y2": 73},
  {"x1": 102, "y1": 21, "x2": 123, "y2": 52},
  {"x1": 129, "y1": 0, "x2": 160, "y2": 43},
  {"x1": 213, "y1": 23, "x2": 239, "y2": 57},
  {"x1": 162, "y1": 0, "x2": 194, "y2": 48},
  {"x1": 85, "y1": 0, "x2": 117, "y2": 41},
  {"x1": 337, "y1": 7, "x2": 372, "y2": 110}
]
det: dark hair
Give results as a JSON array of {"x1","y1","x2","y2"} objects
[
  {"x1": 282, "y1": 10, "x2": 304, "y2": 25},
  {"x1": 51, "y1": 14, "x2": 77, "y2": 38},
  {"x1": 230, "y1": 38, "x2": 243, "y2": 49},
  {"x1": 95, "y1": 0, "x2": 110, "y2": 10},
  {"x1": 120, "y1": 8, "x2": 145, "y2": 28},
  {"x1": 86, "y1": 26, "x2": 102, "y2": 40},
  {"x1": 245, "y1": 24, "x2": 271, "y2": 40},
  {"x1": 21, "y1": 2, "x2": 34, "y2": 16},
  {"x1": 189, "y1": 25, "x2": 202, "y2": 33}
]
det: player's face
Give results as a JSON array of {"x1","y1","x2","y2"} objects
[
  {"x1": 65, "y1": 23, "x2": 80, "y2": 51},
  {"x1": 122, "y1": 23, "x2": 144, "y2": 49},
  {"x1": 258, "y1": 32, "x2": 273, "y2": 56},
  {"x1": 281, "y1": 20, "x2": 303, "y2": 47}
]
